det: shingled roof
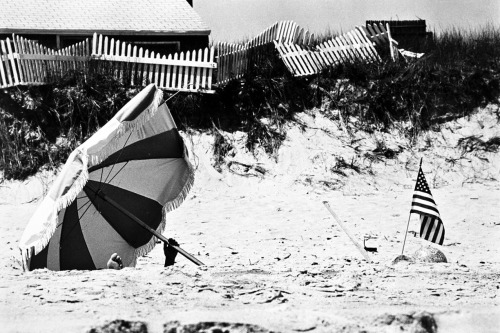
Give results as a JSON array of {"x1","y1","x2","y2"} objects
[{"x1": 0, "y1": 0, "x2": 210, "y2": 35}]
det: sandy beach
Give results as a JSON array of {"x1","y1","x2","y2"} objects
[{"x1": 1, "y1": 103, "x2": 499, "y2": 332}]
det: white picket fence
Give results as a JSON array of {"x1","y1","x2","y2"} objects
[
  {"x1": 216, "y1": 21, "x2": 401, "y2": 80},
  {"x1": 215, "y1": 20, "x2": 315, "y2": 84},
  {"x1": 215, "y1": 42, "x2": 248, "y2": 84},
  {"x1": 1, "y1": 21, "x2": 403, "y2": 90},
  {"x1": 1, "y1": 35, "x2": 90, "y2": 88},
  {"x1": 274, "y1": 23, "x2": 401, "y2": 77},
  {"x1": 274, "y1": 43, "x2": 324, "y2": 77},
  {"x1": 1, "y1": 33, "x2": 216, "y2": 93},
  {"x1": 215, "y1": 41, "x2": 277, "y2": 85},
  {"x1": 0, "y1": 37, "x2": 19, "y2": 88},
  {"x1": 317, "y1": 27, "x2": 381, "y2": 63},
  {"x1": 275, "y1": 27, "x2": 379, "y2": 77},
  {"x1": 92, "y1": 33, "x2": 216, "y2": 93},
  {"x1": 245, "y1": 20, "x2": 315, "y2": 46},
  {"x1": 360, "y1": 22, "x2": 399, "y2": 60}
]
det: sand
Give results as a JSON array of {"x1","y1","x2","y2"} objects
[{"x1": 0, "y1": 104, "x2": 499, "y2": 333}]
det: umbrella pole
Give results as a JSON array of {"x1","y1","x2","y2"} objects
[
  {"x1": 323, "y1": 201, "x2": 372, "y2": 263},
  {"x1": 87, "y1": 184, "x2": 205, "y2": 266}
]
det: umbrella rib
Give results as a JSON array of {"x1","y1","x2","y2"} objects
[
  {"x1": 100, "y1": 131, "x2": 133, "y2": 188},
  {"x1": 77, "y1": 198, "x2": 94, "y2": 216},
  {"x1": 78, "y1": 202, "x2": 99, "y2": 231},
  {"x1": 106, "y1": 161, "x2": 129, "y2": 185},
  {"x1": 58, "y1": 201, "x2": 94, "y2": 246},
  {"x1": 55, "y1": 197, "x2": 93, "y2": 230},
  {"x1": 59, "y1": 130, "x2": 133, "y2": 245}
]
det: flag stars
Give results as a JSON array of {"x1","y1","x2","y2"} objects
[{"x1": 414, "y1": 170, "x2": 431, "y2": 193}]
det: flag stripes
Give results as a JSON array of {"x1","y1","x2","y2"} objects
[
  {"x1": 410, "y1": 164, "x2": 446, "y2": 245},
  {"x1": 411, "y1": 202, "x2": 440, "y2": 218},
  {"x1": 420, "y1": 215, "x2": 445, "y2": 245}
]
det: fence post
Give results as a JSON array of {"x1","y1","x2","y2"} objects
[
  {"x1": 0, "y1": 40, "x2": 14, "y2": 86},
  {"x1": 208, "y1": 47, "x2": 214, "y2": 89},
  {"x1": 0, "y1": 40, "x2": 8, "y2": 87}
]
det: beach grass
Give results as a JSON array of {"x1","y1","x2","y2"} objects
[{"x1": 1, "y1": 25, "x2": 499, "y2": 180}]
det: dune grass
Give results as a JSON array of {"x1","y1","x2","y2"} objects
[{"x1": 1, "y1": 26, "x2": 499, "y2": 180}]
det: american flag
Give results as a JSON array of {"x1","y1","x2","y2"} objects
[{"x1": 410, "y1": 166, "x2": 445, "y2": 245}]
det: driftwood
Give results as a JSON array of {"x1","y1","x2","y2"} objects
[{"x1": 228, "y1": 161, "x2": 267, "y2": 177}]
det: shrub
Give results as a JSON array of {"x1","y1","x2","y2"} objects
[
  {"x1": 314, "y1": 25, "x2": 500, "y2": 140},
  {"x1": 0, "y1": 66, "x2": 139, "y2": 180},
  {"x1": 1, "y1": 26, "x2": 499, "y2": 180}
]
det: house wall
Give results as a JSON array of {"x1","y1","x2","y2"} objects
[{"x1": 0, "y1": 33, "x2": 209, "y2": 55}]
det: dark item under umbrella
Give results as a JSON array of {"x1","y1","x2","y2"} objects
[{"x1": 19, "y1": 84, "x2": 203, "y2": 270}]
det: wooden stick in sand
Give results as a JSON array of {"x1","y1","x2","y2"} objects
[{"x1": 323, "y1": 201, "x2": 372, "y2": 263}]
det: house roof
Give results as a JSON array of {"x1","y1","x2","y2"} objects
[{"x1": 0, "y1": 0, "x2": 210, "y2": 36}]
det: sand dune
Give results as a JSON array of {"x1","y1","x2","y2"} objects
[{"x1": 0, "y1": 104, "x2": 499, "y2": 332}]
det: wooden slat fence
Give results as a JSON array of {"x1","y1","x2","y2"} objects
[
  {"x1": 215, "y1": 20, "x2": 397, "y2": 80},
  {"x1": 1, "y1": 33, "x2": 216, "y2": 93},
  {"x1": 92, "y1": 33, "x2": 216, "y2": 93},
  {"x1": 1, "y1": 35, "x2": 91, "y2": 87},
  {"x1": 216, "y1": 42, "x2": 247, "y2": 85},
  {"x1": 0, "y1": 36, "x2": 20, "y2": 88},
  {"x1": 216, "y1": 20, "x2": 316, "y2": 85},
  {"x1": 274, "y1": 42, "x2": 326, "y2": 77},
  {"x1": 358, "y1": 23, "x2": 399, "y2": 60},
  {"x1": 245, "y1": 20, "x2": 315, "y2": 47},
  {"x1": 275, "y1": 26, "x2": 382, "y2": 77},
  {"x1": 215, "y1": 41, "x2": 275, "y2": 85},
  {"x1": 1, "y1": 21, "x2": 404, "y2": 91},
  {"x1": 317, "y1": 27, "x2": 381, "y2": 64},
  {"x1": 55, "y1": 40, "x2": 91, "y2": 75}
]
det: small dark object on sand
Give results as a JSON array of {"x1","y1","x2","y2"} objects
[
  {"x1": 364, "y1": 238, "x2": 378, "y2": 253},
  {"x1": 413, "y1": 245, "x2": 447, "y2": 263},
  {"x1": 392, "y1": 255, "x2": 415, "y2": 265},
  {"x1": 164, "y1": 238, "x2": 179, "y2": 267}
]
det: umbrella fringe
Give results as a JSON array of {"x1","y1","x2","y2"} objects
[
  {"x1": 165, "y1": 161, "x2": 195, "y2": 213},
  {"x1": 54, "y1": 152, "x2": 90, "y2": 214},
  {"x1": 134, "y1": 160, "x2": 195, "y2": 258},
  {"x1": 87, "y1": 88, "x2": 164, "y2": 168},
  {"x1": 21, "y1": 151, "x2": 90, "y2": 270}
]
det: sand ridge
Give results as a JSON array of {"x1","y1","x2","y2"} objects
[{"x1": 0, "y1": 104, "x2": 499, "y2": 332}]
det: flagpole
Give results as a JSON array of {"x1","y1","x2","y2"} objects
[
  {"x1": 401, "y1": 157, "x2": 423, "y2": 255},
  {"x1": 400, "y1": 213, "x2": 412, "y2": 255}
]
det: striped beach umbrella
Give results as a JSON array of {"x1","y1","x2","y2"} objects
[{"x1": 19, "y1": 84, "x2": 198, "y2": 270}]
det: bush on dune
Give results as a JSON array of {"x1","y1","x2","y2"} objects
[
  {"x1": 0, "y1": 65, "x2": 139, "y2": 180},
  {"x1": 315, "y1": 25, "x2": 500, "y2": 139},
  {"x1": 1, "y1": 26, "x2": 499, "y2": 180}
]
